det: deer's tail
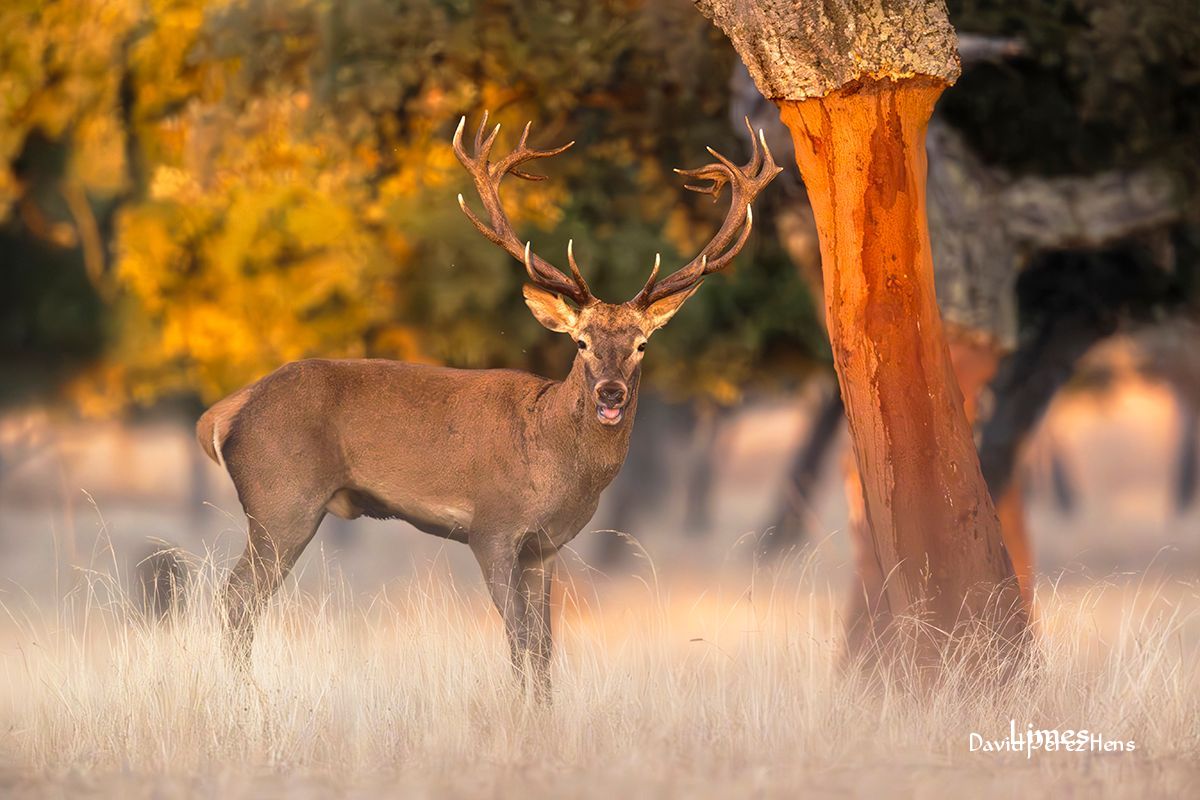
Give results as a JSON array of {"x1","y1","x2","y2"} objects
[{"x1": 197, "y1": 386, "x2": 254, "y2": 469}]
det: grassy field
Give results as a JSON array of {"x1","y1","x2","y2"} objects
[{"x1": 1, "y1": 549, "x2": 1198, "y2": 798}]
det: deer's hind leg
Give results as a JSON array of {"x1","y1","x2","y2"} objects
[{"x1": 223, "y1": 503, "x2": 325, "y2": 665}]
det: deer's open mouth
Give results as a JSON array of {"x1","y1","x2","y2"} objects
[{"x1": 596, "y1": 404, "x2": 624, "y2": 425}]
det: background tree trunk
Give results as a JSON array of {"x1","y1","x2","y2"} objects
[
  {"x1": 696, "y1": 0, "x2": 1027, "y2": 650},
  {"x1": 758, "y1": 386, "x2": 844, "y2": 558}
]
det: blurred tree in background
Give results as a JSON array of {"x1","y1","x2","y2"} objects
[
  {"x1": 2, "y1": 0, "x2": 1196, "y2": 415},
  {"x1": 946, "y1": 0, "x2": 1200, "y2": 184},
  {"x1": 0, "y1": 0, "x2": 824, "y2": 414}
]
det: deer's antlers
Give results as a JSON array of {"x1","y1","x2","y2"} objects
[
  {"x1": 453, "y1": 113, "x2": 594, "y2": 306},
  {"x1": 631, "y1": 118, "x2": 782, "y2": 307},
  {"x1": 453, "y1": 114, "x2": 780, "y2": 309}
]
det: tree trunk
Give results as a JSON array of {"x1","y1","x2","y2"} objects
[
  {"x1": 846, "y1": 322, "x2": 1037, "y2": 660},
  {"x1": 995, "y1": 469, "x2": 1034, "y2": 611},
  {"x1": 843, "y1": 449, "x2": 888, "y2": 659},
  {"x1": 695, "y1": 0, "x2": 1027, "y2": 649},
  {"x1": 946, "y1": 326, "x2": 1034, "y2": 610},
  {"x1": 782, "y1": 78, "x2": 1024, "y2": 645}
]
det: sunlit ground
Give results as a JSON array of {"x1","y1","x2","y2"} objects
[{"x1": 1, "y1": 546, "x2": 1197, "y2": 799}]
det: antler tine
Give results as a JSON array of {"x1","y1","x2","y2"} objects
[
  {"x1": 453, "y1": 112, "x2": 593, "y2": 306},
  {"x1": 473, "y1": 110, "x2": 489, "y2": 154},
  {"x1": 759, "y1": 127, "x2": 778, "y2": 174},
  {"x1": 674, "y1": 164, "x2": 730, "y2": 200},
  {"x1": 523, "y1": 241, "x2": 539, "y2": 283},
  {"x1": 744, "y1": 116, "x2": 762, "y2": 173},
  {"x1": 480, "y1": 122, "x2": 502, "y2": 162},
  {"x1": 490, "y1": 121, "x2": 577, "y2": 182},
  {"x1": 566, "y1": 239, "x2": 592, "y2": 297},
  {"x1": 630, "y1": 253, "x2": 662, "y2": 307},
  {"x1": 456, "y1": 191, "x2": 507, "y2": 249},
  {"x1": 704, "y1": 144, "x2": 742, "y2": 175},
  {"x1": 632, "y1": 119, "x2": 781, "y2": 307},
  {"x1": 506, "y1": 121, "x2": 540, "y2": 181}
]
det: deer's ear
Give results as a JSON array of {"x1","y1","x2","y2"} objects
[
  {"x1": 643, "y1": 283, "x2": 701, "y2": 333},
  {"x1": 523, "y1": 284, "x2": 579, "y2": 334}
]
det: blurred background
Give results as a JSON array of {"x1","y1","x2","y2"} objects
[{"x1": 1, "y1": 0, "x2": 1198, "y2": 606}]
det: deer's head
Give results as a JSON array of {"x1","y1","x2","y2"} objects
[{"x1": 454, "y1": 114, "x2": 780, "y2": 426}]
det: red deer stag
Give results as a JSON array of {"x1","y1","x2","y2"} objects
[{"x1": 196, "y1": 114, "x2": 779, "y2": 696}]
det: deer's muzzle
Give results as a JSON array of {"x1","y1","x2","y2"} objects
[{"x1": 594, "y1": 381, "x2": 628, "y2": 425}]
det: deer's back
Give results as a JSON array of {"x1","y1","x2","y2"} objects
[{"x1": 209, "y1": 358, "x2": 574, "y2": 535}]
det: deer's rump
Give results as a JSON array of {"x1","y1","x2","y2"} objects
[{"x1": 197, "y1": 358, "x2": 554, "y2": 541}]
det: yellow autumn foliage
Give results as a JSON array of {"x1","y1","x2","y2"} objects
[{"x1": 9, "y1": 0, "x2": 819, "y2": 413}]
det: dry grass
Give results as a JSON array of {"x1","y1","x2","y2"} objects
[{"x1": 1, "y1": 548, "x2": 1198, "y2": 798}]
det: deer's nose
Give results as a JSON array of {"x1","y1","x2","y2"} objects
[{"x1": 595, "y1": 381, "x2": 627, "y2": 407}]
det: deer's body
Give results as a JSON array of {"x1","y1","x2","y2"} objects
[
  {"x1": 201, "y1": 114, "x2": 777, "y2": 699},
  {"x1": 200, "y1": 357, "x2": 634, "y2": 550}
]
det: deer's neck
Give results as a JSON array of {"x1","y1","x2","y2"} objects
[{"x1": 539, "y1": 357, "x2": 638, "y2": 486}]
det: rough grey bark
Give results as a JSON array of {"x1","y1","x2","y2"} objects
[
  {"x1": 926, "y1": 124, "x2": 1181, "y2": 348},
  {"x1": 695, "y1": 0, "x2": 961, "y2": 100}
]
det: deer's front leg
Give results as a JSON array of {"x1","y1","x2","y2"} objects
[
  {"x1": 471, "y1": 535, "x2": 526, "y2": 685},
  {"x1": 517, "y1": 550, "x2": 555, "y2": 703}
]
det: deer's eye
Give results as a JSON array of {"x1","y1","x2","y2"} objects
[
  {"x1": 577, "y1": 340, "x2": 588, "y2": 351},
  {"x1": 637, "y1": 342, "x2": 647, "y2": 352}
]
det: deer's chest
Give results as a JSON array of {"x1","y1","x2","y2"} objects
[{"x1": 528, "y1": 459, "x2": 618, "y2": 540}]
